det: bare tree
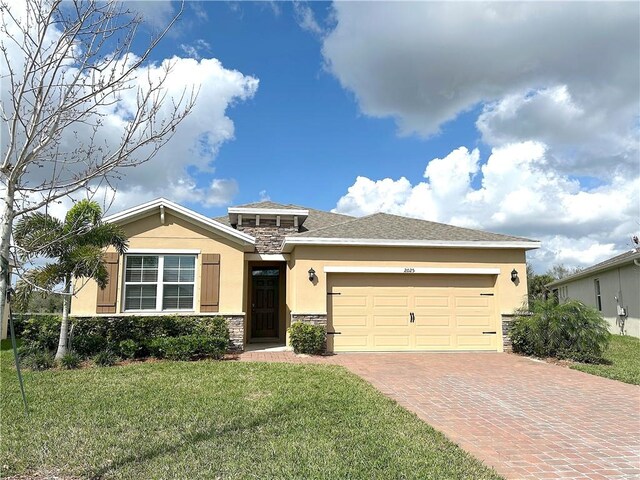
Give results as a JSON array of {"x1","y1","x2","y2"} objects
[{"x1": 0, "y1": 0, "x2": 197, "y2": 323}]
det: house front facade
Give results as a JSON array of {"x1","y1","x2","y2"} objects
[
  {"x1": 70, "y1": 198, "x2": 540, "y2": 352},
  {"x1": 547, "y1": 250, "x2": 640, "y2": 338}
]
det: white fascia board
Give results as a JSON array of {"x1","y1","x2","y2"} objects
[
  {"x1": 245, "y1": 253, "x2": 290, "y2": 261},
  {"x1": 228, "y1": 207, "x2": 309, "y2": 217},
  {"x1": 324, "y1": 266, "x2": 501, "y2": 275},
  {"x1": 282, "y1": 237, "x2": 541, "y2": 252},
  {"x1": 103, "y1": 198, "x2": 255, "y2": 246},
  {"x1": 126, "y1": 248, "x2": 201, "y2": 254}
]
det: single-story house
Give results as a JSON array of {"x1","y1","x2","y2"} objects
[
  {"x1": 547, "y1": 250, "x2": 640, "y2": 338},
  {"x1": 71, "y1": 198, "x2": 540, "y2": 352}
]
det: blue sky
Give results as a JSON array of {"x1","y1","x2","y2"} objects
[
  {"x1": 151, "y1": 2, "x2": 487, "y2": 212},
  {"x1": 25, "y1": 1, "x2": 639, "y2": 272}
]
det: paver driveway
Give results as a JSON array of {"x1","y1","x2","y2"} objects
[{"x1": 240, "y1": 351, "x2": 640, "y2": 480}]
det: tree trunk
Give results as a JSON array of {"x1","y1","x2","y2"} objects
[
  {"x1": 0, "y1": 182, "x2": 15, "y2": 336},
  {"x1": 55, "y1": 276, "x2": 71, "y2": 360}
]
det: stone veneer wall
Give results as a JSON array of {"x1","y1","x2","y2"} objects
[
  {"x1": 501, "y1": 314, "x2": 517, "y2": 352},
  {"x1": 236, "y1": 218, "x2": 298, "y2": 254},
  {"x1": 72, "y1": 314, "x2": 245, "y2": 353},
  {"x1": 290, "y1": 313, "x2": 328, "y2": 327}
]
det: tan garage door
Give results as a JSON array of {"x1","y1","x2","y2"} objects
[{"x1": 328, "y1": 274, "x2": 498, "y2": 352}]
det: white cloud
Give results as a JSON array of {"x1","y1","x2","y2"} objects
[
  {"x1": 180, "y1": 39, "x2": 212, "y2": 60},
  {"x1": 293, "y1": 2, "x2": 324, "y2": 36},
  {"x1": 326, "y1": 2, "x2": 640, "y2": 272},
  {"x1": 323, "y1": 3, "x2": 639, "y2": 142},
  {"x1": 1, "y1": 2, "x2": 258, "y2": 216},
  {"x1": 334, "y1": 142, "x2": 640, "y2": 272}
]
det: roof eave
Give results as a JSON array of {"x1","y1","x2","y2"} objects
[
  {"x1": 103, "y1": 198, "x2": 256, "y2": 248},
  {"x1": 546, "y1": 253, "x2": 640, "y2": 287},
  {"x1": 281, "y1": 237, "x2": 541, "y2": 253}
]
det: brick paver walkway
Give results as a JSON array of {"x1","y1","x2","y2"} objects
[{"x1": 239, "y1": 350, "x2": 640, "y2": 480}]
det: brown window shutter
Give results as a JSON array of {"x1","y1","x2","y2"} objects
[
  {"x1": 96, "y1": 252, "x2": 119, "y2": 314},
  {"x1": 200, "y1": 254, "x2": 220, "y2": 312}
]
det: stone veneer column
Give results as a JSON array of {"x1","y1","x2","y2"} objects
[
  {"x1": 224, "y1": 315, "x2": 245, "y2": 352},
  {"x1": 501, "y1": 314, "x2": 517, "y2": 352}
]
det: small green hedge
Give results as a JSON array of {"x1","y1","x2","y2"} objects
[
  {"x1": 15, "y1": 315, "x2": 231, "y2": 366},
  {"x1": 149, "y1": 335, "x2": 227, "y2": 361},
  {"x1": 288, "y1": 322, "x2": 326, "y2": 355},
  {"x1": 510, "y1": 298, "x2": 611, "y2": 363}
]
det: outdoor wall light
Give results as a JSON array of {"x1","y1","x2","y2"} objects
[
  {"x1": 511, "y1": 269, "x2": 519, "y2": 283},
  {"x1": 308, "y1": 268, "x2": 316, "y2": 282}
]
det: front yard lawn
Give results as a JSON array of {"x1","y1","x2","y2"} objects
[
  {"x1": 571, "y1": 334, "x2": 640, "y2": 385},
  {"x1": 0, "y1": 344, "x2": 500, "y2": 479}
]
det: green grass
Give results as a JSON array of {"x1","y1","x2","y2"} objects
[
  {"x1": 570, "y1": 334, "x2": 640, "y2": 385},
  {"x1": 0, "y1": 347, "x2": 500, "y2": 479}
]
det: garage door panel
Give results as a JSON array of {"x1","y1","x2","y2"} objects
[
  {"x1": 415, "y1": 335, "x2": 454, "y2": 348},
  {"x1": 373, "y1": 315, "x2": 409, "y2": 327},
  {"x1": 373, "y1": 295, "x2": 409, "y2": 307},
  {"x1": 414, "y1": 295, "x2": 450, "y2": 307},
  {"x1": 333, "y1": 295, "x2": 368, "y2": 307},
  {"x1": 329, "y1": 274, "x2": 497, "y2": 352},
  {"x1": 413, "y1": 314, "x2": 452, "y2": 326},
  {"x1": 374, "y1": 335, "x2": 411, "y2": 347},
  {"x1": 333, "y1": 314, "x2": 368, "y2": 327},
  {"x1": 456, "y1": 315, "x2": 493, "y2": 327},
  {"x1": 455, "y1": 296, "x2": 492, "y2": 308},
  {"x1": 334, "y1": 335, "x2": 369, "y2": 349},
  {"x1": 456, "y1": 334, "x2": 496, "y2": 349}
]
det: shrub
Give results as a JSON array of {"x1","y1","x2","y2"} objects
[
  {"x1": 93, "y1": 350, "x2": 119, "y2": 367},
  {"x1": 194, "y1": 316, "x2": 230, "y2": 342},
  {"x1": 59, "y1": 351, "x2": 82, "y2": 369},
  {"x1": 19, "y1": 315, "x2": 61, "y2": 351},
  {"x1": 510, "y1": 298, "x2": 610, "y2": 363},
  {"x1": 118, "y1": 339, "x2": 140, "y2": 359},
  {"x1": 288, "y1": 322, "x2": 325, "y2": 355},
  {"x1": 149, "y1": 335, "x2": 227, "y2": 361},
  {"x1": 72, "y1": 334, "x2": 108, "y2": 358},
  {"x1": 21, "y1": 349, "x2": 55, "y2": 371}
]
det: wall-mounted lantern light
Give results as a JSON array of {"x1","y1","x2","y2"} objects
[
  {"x1": 511, "y1": 269, "x2": 519, "y2": 283},
  {"x1": 308, "y1": 268, "x2": 316, "y2": 282}
]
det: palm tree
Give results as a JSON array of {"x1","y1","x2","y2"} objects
[{"x1": 14, "y1": 200, "x2": 128, "y2": 359}]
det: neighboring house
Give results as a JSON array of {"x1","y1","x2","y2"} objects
[
  {"x1": 71, "y1": 198, "x2": 540, "y2": 352},
  {"x1": 547, "y1": 250, "x2": 640, "y2": 338}
]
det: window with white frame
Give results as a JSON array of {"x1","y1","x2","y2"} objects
[
  {"x1": 124, "y1": 255, "x2": 196, "y2": 311},
  {"x1": 594, "y1": 279, "x2": 602, "y2": 311}
]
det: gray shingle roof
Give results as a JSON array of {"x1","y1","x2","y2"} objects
[
  {"x1": 291, "y1": 212, "x2": 536, "y2": 243},
  {"x1": 547, "y1": 250, "x2": 640, "y2": 286}
]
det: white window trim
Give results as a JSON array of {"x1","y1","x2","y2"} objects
[
  {"x1": 123, "y1": 254, "x2": 197, "y2": 313},
  {"x1": 126, "y1": 248, "x2": 201, "y2": 254}
]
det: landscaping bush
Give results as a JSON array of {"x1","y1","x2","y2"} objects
[
  {"x1": 19, "y1": 315, "x2": 61, "y2": 351},
  {"x1": 288, "y1": 322, "x2": 326, "y2": 355},
  {"x1": 93, "y1": 350, "x2": 119, "y2": 367},
  {"x1": 59, "y1": 351, "x2": 82, "y2": 369},
  {"x1": 510, "y1": 298, "x2": 610, "y2": 363},
  {"x1": 72, "y1": 334, "x2": 108, "y2": 358},
  {"x1": 20, "y1": 349, "x2": 55, "y2": 371},
  {"x1": 193, "y1": 316, "x2": 230, "y2": 342},
  {"x1": 15, "y1": 315, "x2": 231, "y2": 363},
  {"x1": 117, "y1": 339, "x2": 140, "y2": 359},
  {"x1": 149, "y1": 335, "x2": 227, "y2": 361}
]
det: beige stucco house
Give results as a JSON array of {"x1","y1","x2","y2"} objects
[
  {"x1": 547, "y1": 250, "x2": 640, "y2": 338},
  {"x1": 71, "y1": 198, "x2": 540, "y2": 352}
]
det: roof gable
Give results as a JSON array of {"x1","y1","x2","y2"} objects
[{"x1": 103, "y1": 198, "x2": 255, "y2": 249}]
